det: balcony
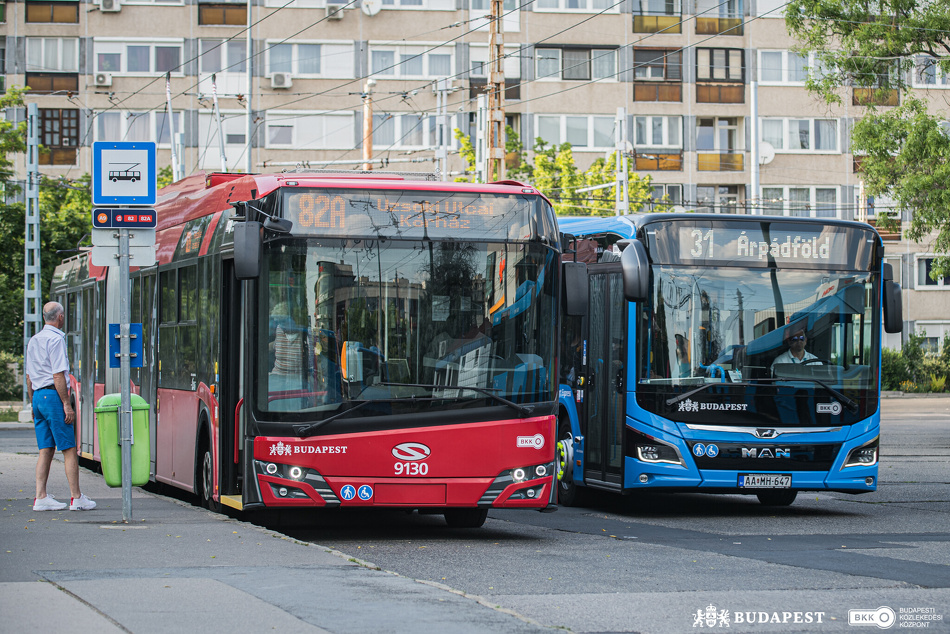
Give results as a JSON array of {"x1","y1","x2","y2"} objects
[
  {"x1": 25, "y1": 73, "x2": 79, "y2": 95},
  {"x1": 852, "y1": 88, "x2": 899, "y2": 106},
  {"x1": 39, "y1": 148, "x2": 78, "y2": 166},
  {"x1": 866, "y1": 218, "x2": 901, "y2": 241},
  {"x1": 696, "y1": 83, "x2": 744, "y2": 103},
  {"x1": 697, "y1": 152, "x2": 744, "y2": 171},
  {"x1": 696, "y1": 17, "x2": 743, "y2": 35},
  {"x1": 633, "y1": 82, "x2": 682, "y2": 102},
  {"x1": 634, "y1": 151, "x2": 683, "y2": 171},
  {"x1": 633, "y1": 15, "x2": 681, "y2": 33}
]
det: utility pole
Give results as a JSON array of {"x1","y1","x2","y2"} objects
[
  {"x1": 614, "y1": 107, "x2": 630, "y2": 215},
  {"x1": 165, "y1": 73, "x2": 180, "y2": 182},
  {"x1": 212, "y1": 74, "x2": 228, "y2": 172},
  {"x1": 23, "y1": 104, "x2": 42, "y2": 406},
  {"x1": 434, "y1": 78, "x2": 451, "y2": 181},
  {"x1": 486, "y1": 0, "x2": 506, "y2": 181},
  {"x1": 475, "y1": 94, "x2": 487, "y2": 183},
  {"x1": 246, "y1": 0, "x2": 254, "y2": 175},
  {"x1": 363, "y1": 79, "x2": 376, "y2": 171},
  {"x1": 750, "y1": 78, "x2": 759, "y2": 214}
]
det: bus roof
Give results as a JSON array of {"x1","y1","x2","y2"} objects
[
  {"x1": 557, "y1": 213, "x2": 879, "y2": 240},
  {"x1": 156, "y1": 172, "x2": 544, "y2": 233}
]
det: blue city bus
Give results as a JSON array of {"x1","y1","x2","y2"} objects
[{"x1": 555, "y1": 214, "x2": 903, "y2": 506}]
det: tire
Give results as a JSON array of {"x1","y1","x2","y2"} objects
[
  {"x1": 756, "y1": 490, "x2": 798, "y2": 507},
  {"x1": 443, "y1": 508, "x2": 488, "y2": 528},
  {"x1": 556, "y1": 417, "x2": 587, "y2": 507},
  {"x1": 200, "y1": 445, "x2": 222, "y2": 512}
]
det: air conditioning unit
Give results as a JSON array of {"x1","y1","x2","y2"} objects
[
  {"x1": 94, "y1": 72, "x2": 113, "y2": 87},
  {"x1": 100, "y1": 0, "x2": 121, "y2": 12},
  {"x1": 326, "y1": 3, "x2": 344, "y2": 19},
  {"x1": 271, "y1": 72, "x2": 293, "y2": 89}
]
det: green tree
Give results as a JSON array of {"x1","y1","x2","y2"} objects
[{"x1": 785, "y1": 0, "x2": 950, "y2": 278}]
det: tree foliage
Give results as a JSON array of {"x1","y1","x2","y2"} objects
[
  {"x1": 786, "y1": 0, "x2": 950, "y2": 277},
  {"x1": 453, "y1": 126, "x2": 663, "y2": 216}
]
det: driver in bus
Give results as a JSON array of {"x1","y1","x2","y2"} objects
[{"x1": 771, "y1": 329, "x2": 820, "y2": 374}]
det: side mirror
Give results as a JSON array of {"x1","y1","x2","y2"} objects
[
  {"x1": 233, "y1": 221, "x2": 263, "y2": 280},
  {"x1": 560, "y1": 233, "x2": 576, "y2": 254},
  {"x1": 620, "y1": 239, "x2": 649, "y2": 302},
  {"x1": 562, "y1": 261, "x2": 588, "y2": 316},
  {"x1": 882, "y1": 263, "x2": 903, "y2": 334}
]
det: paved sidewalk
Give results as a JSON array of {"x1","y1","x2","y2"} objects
[{"x1": 0, "y1": 450, "x2": 545, "y2": 634}]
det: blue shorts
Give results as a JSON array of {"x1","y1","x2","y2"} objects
[{"x1": 33, "y1": 391, "x2": 76, "y2": 451}]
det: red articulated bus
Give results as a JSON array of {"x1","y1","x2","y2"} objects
[{"x1": 52, "y1": 171, "x2": 577, "y2": 527}]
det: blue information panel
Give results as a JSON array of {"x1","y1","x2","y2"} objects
[
  {"x1": 93, "y1": 142, "x2": 157, "y2": 206},
  {"x1": 93, "y1": 208, "x2": 156, "y2": 229},
  {"x1": 108, "y1": 323, "x2": 144, "y2": 368}
]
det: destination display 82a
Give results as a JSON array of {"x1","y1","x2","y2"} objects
[{"x1": 281, "y1": 189, "x2": 539, "y2": 241}]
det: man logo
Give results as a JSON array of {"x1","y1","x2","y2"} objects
[
  {"x1": 754, "y1": 428, "x2": 778, "y2": 439},
  {"x1": 392, "y1": 442, "x2": 431, "y2": 461}
]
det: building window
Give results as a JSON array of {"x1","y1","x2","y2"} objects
[
  {"x1": 95, "y1": 40, "x2": 184, "y2": 75},
  {"x1": 536, "y1": 114, "x2": 614, "y2": 149},
  {"x1": 372, "y1": 113, "x2": 450, "y2": 149},
  {"x1": 697, "y1": 117, "x2": 743, "y2": 171},
  {"x1": 536, "y1": 47, "x2": 616, "y2": 81},
  {"x1": 760, "y1": 186, "x2": 838, "y2": 218},
  {"x1": 198, "y1": 3, "x2": 247, "y2": 25},
  {"x1": 913, "y1": 55, "x2": 950, "y2": 88},
  {"x1": 96, "y1": 110, "x2": 182, "y2": 146},
  {"x1": 632, "y1": 48, "x2": 682, "y2": 101},
  {"x1": 38, "y1": 108, "x2": 79, "y2": 165},
  {"x1": 915, "y1": 257, "x2": 950, "y2": 290},
  {"x1": 25, "y1": 1, "x2": 79, "y2": 23},
  {"x1": 264, "y1": 0, "x2": 325, "y2": 5},
  {"x1": 199, "y1": 40, "x2": 247, "y2": 73},
  {"x1": 266, "y1": 42, "x2": 353, "y2": 78},
  {"x1": 697, "y1": 48, "x2": 743, "y2": 81},
  {"x1": 634, "y1": 116, "x2": 681, "y2": 148},
  {"x1": 760, "y1": 118, "x2": 838, "y2": 152},
  {"x1": 26, "y1": 38, "x2": 79, "y2": 73},
  {"x1": 370, "y1": 45, "x2": 455, "y2": 78},
  {"x1": 695, "y1": 0, "x2": 742, "y2": 35},
  {"x1": 648, "y1": 184, "x2": 683, "y2": 208},
  {"x1": 633, "y1": 0, "x2": 681, "y2": 33},
  {"x1": 265, "y1": 111, "x2": 355, "y2": 149},
  {"x1": 758, "y1": 50, "x2": 810, "y2": 84},
  {"x1": 535, "y1": 0, "x2": 619, "y2": 12},
  {"x1": 697, "y1": 185, "x2": 741, "y2": 213}
]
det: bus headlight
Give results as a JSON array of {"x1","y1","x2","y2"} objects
[
  {"x1": 843, "y1": 437, "x2": 879, "y2": 468},
  {"x1": 630, "y1": 430, "x2": 684, "y2": 466},
  {"x1": 511, "y1": 462, "x2": 554, "y2": 483}
]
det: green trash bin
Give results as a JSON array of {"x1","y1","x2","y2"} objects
[{"x1": 95, "y1": 393, "x2": 150, "y2": 488}]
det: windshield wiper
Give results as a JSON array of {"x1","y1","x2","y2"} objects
[
  {"x1": 379, "y1": 382, "x2": 535, "y2": 416},
  {"x1": 666, "y1": 382, "x2": 754, "y2": 407},
  {"x1": 753, "y1": 377, "x2": 859, "y2": 414},
  {"x1": 293, "y1": 400, "x2": 374, "y2": 438}
]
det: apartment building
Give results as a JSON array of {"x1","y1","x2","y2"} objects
[{"x1": 1, "y1": 0, "x2": 946, "y2": 348}]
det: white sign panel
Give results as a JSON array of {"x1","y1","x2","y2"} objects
[
  {"x1": 91, "y1": 245, "x2": 157, "y2": 267},
  {"x1": 92, "y1": 228, "x2": 156, "y2": 248}
]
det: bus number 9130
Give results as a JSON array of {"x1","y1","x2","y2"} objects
[{"x1": 394, "y1": 462, "x2": 429, "y2": 476}]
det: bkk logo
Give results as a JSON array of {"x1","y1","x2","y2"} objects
[{"x1": 517, "y1": 434, "x2": 545, "y2": 449}]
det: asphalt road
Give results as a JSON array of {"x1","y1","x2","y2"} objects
[{"x1": 3, "y1": 397, "x2": 948, "y2": 633}]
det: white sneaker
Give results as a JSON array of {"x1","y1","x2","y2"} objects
[
  {"x1": 69, "y1": 494, "x2": 96, "y2": 511},
  {"x1": 33, "y1": 495, "x2": 68, "y2": 511}
]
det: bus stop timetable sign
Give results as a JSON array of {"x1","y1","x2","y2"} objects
[
  {"x1": 93, "y1": 141, "x2": 157, "y2": 206},
  {"x1": 93, "y1": 208, "x2": 156, "y2": 228}
]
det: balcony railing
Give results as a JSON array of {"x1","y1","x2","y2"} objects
[
  {"x1": 696, "y1": 83, "x2": 745, "y2": 103},
  {"x1": 633, "y1": 82, "x2": 682, "y2": 102},
  {"x1": 633, "y1": 14, "x2": 682, "y2": 33},
  {"x1": 25, "y1": 73, "x2": 79, "y2": 94},
  {"x1": 39, "y1": 148, "x2": 78, "y2": 166},
  {"x1": 696, "y1": 17, "x2": 743, "y2": 35},
  {"x1": 470, "y1": 78, "x2": 520, "y2": 101},
  {"x1": 697, "y1": 152, "x2": 744, "y2": 171},
  {"x1": 634, "y1": 151, "x2": 683, "y2": 171}
]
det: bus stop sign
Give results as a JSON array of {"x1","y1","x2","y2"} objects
[{"x1": 93, "y1": 142, "x2": 157, "y2": 206}]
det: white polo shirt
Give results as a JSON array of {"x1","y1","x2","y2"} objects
[{"x1": 25, "y1": 325, "x2": 70, "y2": 389}]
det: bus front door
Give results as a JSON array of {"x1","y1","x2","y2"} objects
[{"x1": 582, "y1": 269, "x2": 626, "y2": 490}]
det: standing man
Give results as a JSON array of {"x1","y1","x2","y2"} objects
[{"x1": 25, "y1": 301, "x2": 96, "y2": 511}]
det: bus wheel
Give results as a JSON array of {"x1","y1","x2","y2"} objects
[
  {"x1": 756, "y1": 490, "x2": 797, "y2": 507},
  {"x1": 557, "y1": 418, "x2": 586, "y2": 507},
  {"x1": 444, "y1": 508, "x2": 488, "y2": 528},
  {"x1": 200, "y1": 446, "x2": 222, "y2": 512}
]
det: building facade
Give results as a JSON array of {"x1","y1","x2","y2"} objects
[{"x1": 2, "y1": 0, "x2": 946, "y2": 348}]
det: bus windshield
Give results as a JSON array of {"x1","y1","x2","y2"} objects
[
  {"x1": 255, "y1": 238, "x2": 557, "y2": 420},
  {"x1": 638, "y1": 265, "x2": 881, "y2": 424}
]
